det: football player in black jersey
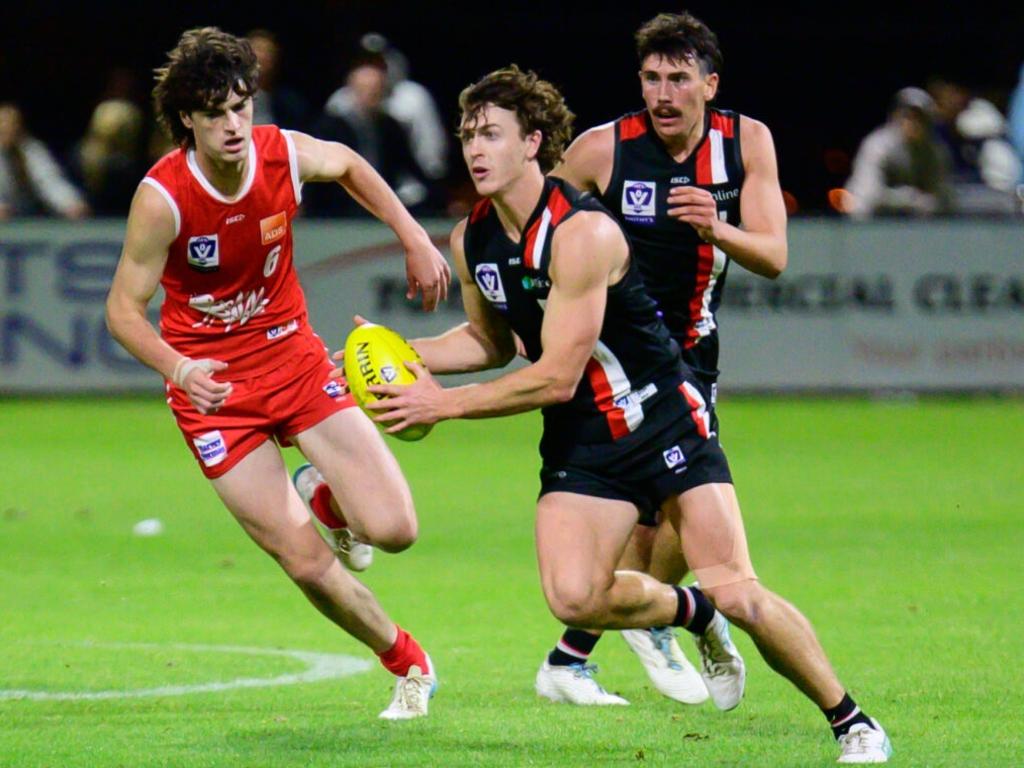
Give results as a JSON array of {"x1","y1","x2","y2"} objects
[
  {"x1": 368, "y1": 62, "x2": 890, "y2": 764},
  {"x1": 547, "y1": 12, "x2": 889, "y2": 764}
]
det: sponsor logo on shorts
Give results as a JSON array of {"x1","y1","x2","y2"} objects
[
  {"x1": 475, "y1": 263, "x2": 507, "y2": 307},
  {"x1": 266, "y1": 318, "x2": 299, "y2": 340},
  {"x1": 323, "y1": 381, "x2": 343, "y2": 399},
  {"x1": 663, "y1": 445, "x2": 686, "y2": 471},
  {"x1": 380, "y1": 365, "x2": 399, "y2": 383},
  {"x1": 193, "y1": 430, "x2": 228, "y2": 467},
  {"x1": 260, "y1": 211, "x2": 288, "y2": 245},
  {"x1": 622, "y1": 180, "x2": 656, "y2": 224},
  {"x1": 187, "y1": 234, "x2": 219, "y2": 272}
]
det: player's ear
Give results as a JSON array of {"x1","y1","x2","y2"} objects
[
  {"x1": 524, "y1": 129, "x2": 542, "y2": 163},
  {"x1": 179, "y1": 111, "x2": 193, "y2": 130},
  {"x1": 704, "y1": 72, "x2": 720, "y2": 101}
]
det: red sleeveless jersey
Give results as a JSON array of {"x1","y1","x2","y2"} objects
[{"x1": 143, "y1": 125, "x2": 310, "y2": 377}]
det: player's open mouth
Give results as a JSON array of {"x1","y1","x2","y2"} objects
[
  {"x1": 472, "y1": 167, "x2": 489, "y2": 180},
  {"x1": 224, "y1": 138, "x2": 244, "y2": 151}
]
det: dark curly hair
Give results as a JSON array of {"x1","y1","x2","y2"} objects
[
  {"x1": 153, "y1": 27, "x2": 259, "y2": 147},
  {"x1": 458, "y1": 65, "x2": 575, "y2": 173},
  {"x1": 635, "y1": 12, "x2": 723, "y2": 76}
]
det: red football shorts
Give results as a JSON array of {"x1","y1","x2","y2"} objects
[{"x1": 167, "y1": 330, "x2": 357, "y2": 479}]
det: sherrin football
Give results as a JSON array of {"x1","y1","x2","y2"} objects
[{"x1": 343, "y1": 323, "x2": 433, "y2": 442}]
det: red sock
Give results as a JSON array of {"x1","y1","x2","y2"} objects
[
  {"x1": 310, "y1": 483, "x2": 347, "y2": 528},
  {"x1": 377, "y1": 626, "x2": 431, "y2": 677}
]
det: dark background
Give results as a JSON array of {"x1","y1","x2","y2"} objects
[{"x1": 2, "y1": 0, "x2": 1021, "y2": 212}]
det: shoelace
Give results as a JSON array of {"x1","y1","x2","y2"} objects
[
  {"x1": 695, "y1": 632, "x2": 732, "y2": 678},
  {"x1": 838, "y1": 726, "x2": 879, "y2": 755},
  {"x1": 649, "y1": 628, "x2": 683, "y2": 671},
  {"x1": 396, "y1": 675, "x2": 428, "y2": 712},
  {"x1": 568, "y1": 663, "x2": 605, "y2": 684}
]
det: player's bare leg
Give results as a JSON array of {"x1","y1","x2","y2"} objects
[
  {"x1": 211, "y1": 440, "x2": 435, "y2": 718},
  {"x1": 666, "y1": 483, "x2": 891, "y2": 759},
  {"x1": 292, "y1": 408, "x2": 417, "y2": 553}
]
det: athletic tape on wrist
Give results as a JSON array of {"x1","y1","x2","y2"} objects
[{"x1": 172, "y1": 358, "x2": 213, "y2": 388}]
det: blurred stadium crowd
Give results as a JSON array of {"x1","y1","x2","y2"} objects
[{"x1": 2, "y1": 31, "x2": 1022, "y2": 221}]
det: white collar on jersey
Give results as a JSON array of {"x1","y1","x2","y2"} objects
[{"x1": 186, "y1": 139, "x2": 258, "y2": 204}]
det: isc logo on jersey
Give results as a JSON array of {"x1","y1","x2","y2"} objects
[
  {"x1": 622, "y1": 180, "x2": 656, "y2": 224},
  {"x1": 475, "y1": 263, "x2": 507, "y2": 307},
  {"x1": 187, "y1": 235, "x2": 219, "y2": 272}
]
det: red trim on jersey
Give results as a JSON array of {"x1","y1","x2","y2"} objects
[
  {"x1": 685, "y1": 243, "x2": 715, "y2": 348},
  {"x1": 679, "y1": 382, "x2": 710, "y2": 438},
  {"x1": 523, "y1": 186, "x2": 573, "y2": 270},
  {"x1": 548, "y1": 186, "x2": 573, "y2": 227},
  {"x1": 710, "y1": 111, "x2": 735, "y2": 139},
  {"x1": 695, "y1": 136, "x2": 713, "y2": 185},
  {"x1": 469, "y1": 198, "x2": 492, "y2": 224},
  {"x1": 522, "y1": 217, "x2": 544, "y2": 270},
  {"x1": 585, "y1": 358, "x2": 630, "y2": 439},
  {"x1": 619, "y1": 114, "x2": 648, "y2": 141}
]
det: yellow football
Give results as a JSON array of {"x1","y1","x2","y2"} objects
[{"x1": 343, "y1": 323, "x2": 433, "y2": 442}]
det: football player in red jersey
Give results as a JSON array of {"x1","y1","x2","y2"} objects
[{"x1": 105, "y1": 28, "x2": 448, "y2": 719}]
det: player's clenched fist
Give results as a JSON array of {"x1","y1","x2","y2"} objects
[{"x1": 172, "y1": 357, "x2": 232, "y2": 414}]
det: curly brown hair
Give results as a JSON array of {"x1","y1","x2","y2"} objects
[
  {"x1": 153, "y1": 27, "x2": 259, "y2": 147},
  {"x1": 635, "y1": 12, "x2": 723, "y2": 76},
  {"x1": 458, "y1": 65, "x2": 575, "y2": 173}
]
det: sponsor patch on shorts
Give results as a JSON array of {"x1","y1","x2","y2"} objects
[
  {"x1": 323, "y1": 381, "x2": 343, "y2": 399},
  {"x1": 663, "y1": 444, "x2": 686, "y2": 471},
  {"x1": 266, "y1": 318, "x2": 299, "y2": 340},
  {"x1": 193, "y1": 430, "x2": 228, "y2": 467}
]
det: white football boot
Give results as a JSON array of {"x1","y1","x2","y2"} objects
[
  {"x1": 622, "y1": 627, "x2": 709, "y2": 705},
  {"x1": 837, "y1": 719, "x2": 892, "y2": 763},
  {"x1": 379, "y1": 656, "x2": 437, "y2": 720},
  {"x1": 535, "y1": 660, "x2": 629, "y2": 705},
  {"x1": 292, "y1": 463, "x2": 373, "y2": 572},
  {"x1": 693, "y1": 611, "x2": 746, "y2": 711}
]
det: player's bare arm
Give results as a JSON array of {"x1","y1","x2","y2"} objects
[
  {"x1": 410, "y1": 219, "x2": 518, "y2": 374},
  {"x1": 105, "y1": 184, "x2": 232, "y2": 414},
  {"x1": 549, "y1": 124, "x2": 615, "y2": 194},
  {"x1": 366, "y1": 211, "x2": 625, "y2": 431},
  {"x1": 288, "y1": 130, "x2": 451, "y2": 310},
  {"x1": 667, "y1": 116, "x2": 787, "y2": 278}
]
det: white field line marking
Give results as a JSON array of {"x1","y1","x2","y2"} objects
[{"x1": 0, "y1": 642, "x2": 373, "y2": 701}]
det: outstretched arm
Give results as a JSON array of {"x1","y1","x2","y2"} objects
[{"x1": 288, "y1": 130, "x2": 451, "y2": 310}]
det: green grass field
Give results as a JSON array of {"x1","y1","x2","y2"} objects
[{"x1": 1, "y1": 396, "x2": 1022, "y2": 767}]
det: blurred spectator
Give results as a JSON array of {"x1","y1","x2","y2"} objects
[
  {"x1": 246, "y1": 29, "x2": 310, "y2": 131},
  {"x1": 1005, "y1": 63, "x2": 1024, "y2": 185},
  {"x1": 928, "y1": 77, "x2": 1020, "y2": 214},
  {"x1": 72, "y1": 99, "x2": 148, "y2": 216},
  {"x1": 0, "y1": 103, "x2": 89, "y2": 220},
  {"x1": 307, "y1": 53, "x2": 432, "y2": 216},
  {"x1": 325, "y1": 33, "x2": 448, "y2": 185},
  {"x1": 844, "y1": 87, "x2": 953, "y2": 218}
]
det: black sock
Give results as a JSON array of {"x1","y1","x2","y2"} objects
[
  {"x1": 671, "y1": 585, "x2": 715, "y2": 635},
  {"x1": 823, "y1": 693, "x2": 874, "y2": 739},
  {"x1": 548, "y1": 629, "x2": 601, "y2": 667}
]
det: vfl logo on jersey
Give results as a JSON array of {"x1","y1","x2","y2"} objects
[
  {"x1": 323, "y1": 381, "x2": 343, "y2": 399},
  {"x1": 193, "y1": 430, "x2": 228, "y2": 467},
  {"x1": 662, "y1": 445, "x2": 687, "y2": 472},
  {"x1": 622, "y1": 180, "x2": 656, "y2": 224},
  {"x1": 260, "y1": 211, "x2": 288, "y2": 245},
  {"x1": 475, "y1": 263, "x2": 507, "y2": 306},
  {"x1": 187, "y1": 235, "x2": 219, "y2": 272}
]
